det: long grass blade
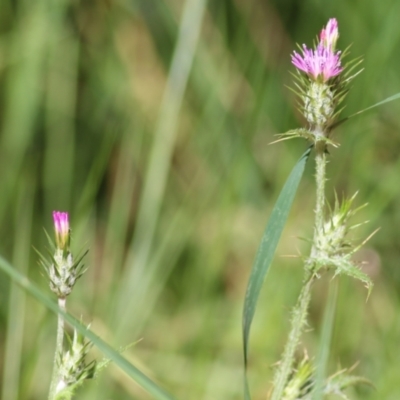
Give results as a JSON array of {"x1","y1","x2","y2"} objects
[
  {"x1": 242, "y1": 146, "x2": 312, "y2": 399},
  {"x1": 0, "y1": 255, "x2": 178, "y2": 400},
  {"x1": 332, "y1": 92, "x2": 400, "y2": 129}
]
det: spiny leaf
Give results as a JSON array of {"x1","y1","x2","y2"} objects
[{"x1": 332, "y1": 257, "x2": 373, "y2": 296}]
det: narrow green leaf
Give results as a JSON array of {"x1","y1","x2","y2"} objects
[
  {"x1": 0, "y1": 255, "x2": 178, "y2": 400},
  {"x1": 242, "y1": 146, "x2": 312, "y2": 399},
  {"x1": 332, "y1": 92, "x2": 400, "y2": 129}
]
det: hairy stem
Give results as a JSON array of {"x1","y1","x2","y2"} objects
[
  {"x1": 270, "y1": 274, "x2": 314, "y2": 400},
  {"x1": 270, "y1": 142, "x2": 327, "y2": 400},
  {"x1": 48, "y1": 297, "x2": 66, "y2": 400},
  {"x1": 314, "y1": 145, "x2": 326, "y2": 241}
]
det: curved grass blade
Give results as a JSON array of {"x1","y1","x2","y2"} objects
[
  {"x1": 242, "y1": 146, "x2": 312, "y2": 400},
  {"x1": 332, "y1": 92, "x2": 400, "y2": 129},
  {"x1": 0, "y1": 255, "x2": 178, "y2": 400}
]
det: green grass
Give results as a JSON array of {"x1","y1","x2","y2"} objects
[{"x1": 1, "y1": 0, "x2": 400, "y2": 399}]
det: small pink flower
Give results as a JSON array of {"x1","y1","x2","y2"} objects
[
  {"x1": 291, "y1": 19, "x2": 343, "y2": 82},
  {"x1": 53, "y1": 211, "x2": 70, "y2": 250},
  {"x1": 320, "y1": 18, "x2": 339, "y2": 50},
  {"x1": 292, "y1": 44, "x2": 342, "y2": 82}
]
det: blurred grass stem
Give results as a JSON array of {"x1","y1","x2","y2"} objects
[
  {"x1": 2, "y1": 180, "x2": 34, "y2": 400},
  {"x1": 114, "y1": 0, "x2": 207, "y2": 339}
]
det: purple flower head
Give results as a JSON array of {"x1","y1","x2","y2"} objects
[
  {"x1": 53, "y1": 211, "x2": 70, "y2": 251},
  {"x1": 292, "y1": 44, "x2": 342, "y2": 82},
  {"x1": 291, "y1": 19, "x2": 343, "y2": 82},
  {"x1": 320, "y1": 18, "x2": 339, "y2": 51}
]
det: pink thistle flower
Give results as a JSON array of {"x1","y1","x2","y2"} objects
[
  {"x1": 292, "y1": 44, "x2": 342, "y2": 82},
  {"x1": 291, "y1": 19, "x2": 343, "y2": 82},
  {"x1": 320, "y1": 18, "x2": 339, "y2": 50},
  {"x1": 53, "y1": 211, "x2": 70, "y2": 251}
]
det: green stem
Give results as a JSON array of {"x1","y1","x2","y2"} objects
[
  {"x1": 314, "y1": 146, "x2": 326, "y2": 240},
  {"x1": 270, "y1": 143, "x2": 327, "y2": 400},
  {"x1": 270, "y1": 274, "x2": 314, "y2": 400},
  {"x1": 48, "y1": 297, "x2": 66, "y2": 400}
]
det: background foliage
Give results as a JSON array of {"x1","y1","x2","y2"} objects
[{"x1": 1, "y1": 0, "x2": 400, "y2": 399}]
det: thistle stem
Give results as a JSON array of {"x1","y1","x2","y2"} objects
[
  {"x1": 314, "y1": 143, "x2": 326, "y2": 240},
  {"x1": 48, "y1": 297, "x2": 66, "y2": 400},
  {"x1": 270, "y1": 274, "x2": 314, "y2": 400},
  {"x1": 270, "y1": 141, "x2": 327, "y2": 400}
]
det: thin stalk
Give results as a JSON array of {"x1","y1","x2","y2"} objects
[
  {"x1": 270, "y1": 141, "x2": 327, "y2": 400},
  {"x1": 314, "y1": 145, "x2": 326, "y2": 239},
  {"x1": 270, "y1": 274, "x2": 314, "y2": 400},
  {"x1": 48, "y1": 297, "x2": 66, "y2": 400}
]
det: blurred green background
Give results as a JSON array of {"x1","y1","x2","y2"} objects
[{"x1": 1, "y1": 0, "x2": 400, "y2": 399}]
